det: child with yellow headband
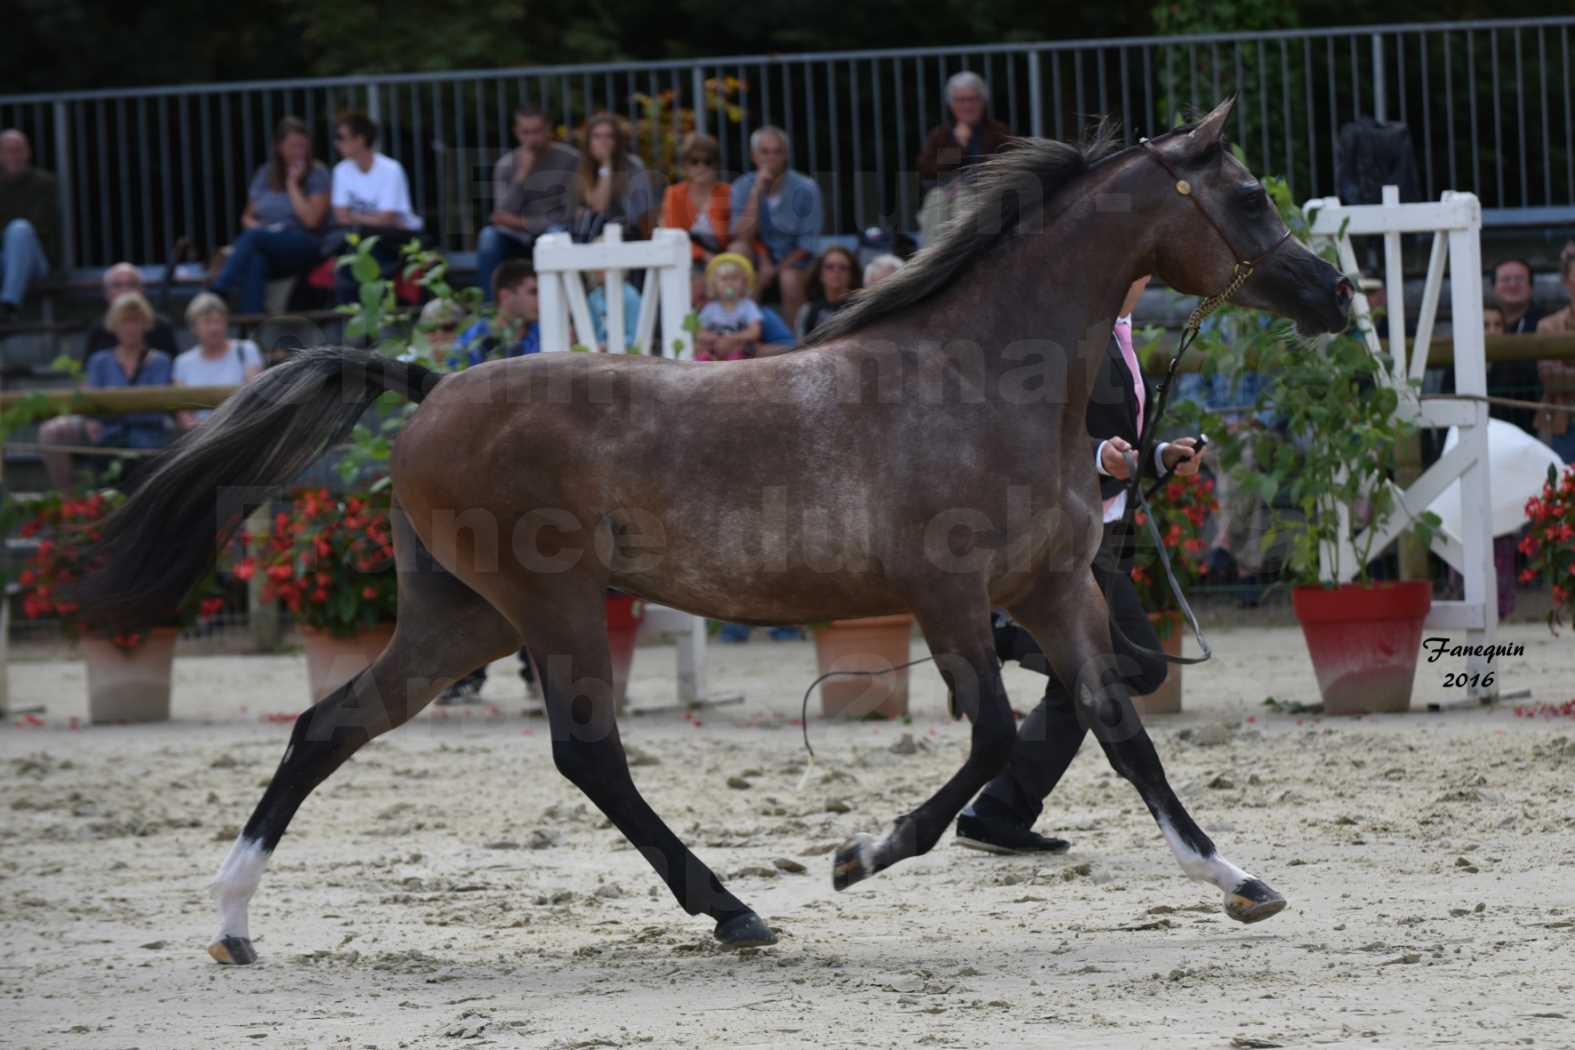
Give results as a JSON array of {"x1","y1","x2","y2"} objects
[{"x1": 695, "y1": 252, "x2": 763, "y2": 361}]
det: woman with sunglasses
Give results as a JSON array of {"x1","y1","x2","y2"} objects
[{"x1": 659, "y1": 132, "x2": 731, "y2": 269}]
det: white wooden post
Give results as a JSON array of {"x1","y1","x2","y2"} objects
[
  {"x1": 1443, "y1": 192, "x2": 1498, "y2": 698},
  {"x1": 604, "y1": 225, "x2": 626, "y2": 355},
  {"x1": 1304, "y1": 190, "x2": 1498, "y2": 701},
  {"x1": 532, "y1": 227, "x2": 717, "y2": 707}
]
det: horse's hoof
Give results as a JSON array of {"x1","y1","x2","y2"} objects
[
  {"x1": 832, "y1": 833, "x2": 876, "y2": 891},
  {"x1": 1224, "y1": 878, "x2": 1287, "y2": 924},
  {"x1": 208, "y1": 935, "x2": 258, "y2": 965},
  {"x1": 714, "y1": 911, "x2": 777, "y2": 948}
]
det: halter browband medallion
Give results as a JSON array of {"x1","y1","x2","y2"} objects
[{"x1": 1139, "y1": 136, "x2": 1293, "y2": 333}]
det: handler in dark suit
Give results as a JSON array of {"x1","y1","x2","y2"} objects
[{"x1": 957, "y1": 274, "x2": 1207, "y2": 854}]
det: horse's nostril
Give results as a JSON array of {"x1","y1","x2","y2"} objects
[{"x1": 1334, "y1": 278, "x2": 1355, "y2": 308}]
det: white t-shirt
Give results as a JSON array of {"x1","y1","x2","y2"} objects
[
  {"x1": 174, "y1": 340, "x2": 263, "y2": 421},
  {"x1": 331, "y1": 153, "x2": 423, "y2": 231}
]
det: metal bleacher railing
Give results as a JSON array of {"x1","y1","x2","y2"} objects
[{"x1": 0, "y1": 16, "x2": 1572, "y2": 272}]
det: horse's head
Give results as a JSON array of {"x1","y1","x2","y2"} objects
[{"x1": 1144, "y1": 98, "x2": 1353, "y2": 335}]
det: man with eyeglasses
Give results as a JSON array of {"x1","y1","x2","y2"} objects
[
  {"x1": 82, "y1": 262, "x2": 179, "y2": 359},
  {"x1": 729, "y1": 126, "x2": 823, "y2": 328}
]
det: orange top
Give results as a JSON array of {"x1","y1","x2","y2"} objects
[{"x1": 659, "y1": 181, "x2": 731, "y2": 261}]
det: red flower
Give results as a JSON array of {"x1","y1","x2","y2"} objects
[
  {"x1": 362, "y1": 585, "x2": 379, "y2": 600},
  {"x1": 233, "y1": 558, "x2": 256, "y2": 582}
]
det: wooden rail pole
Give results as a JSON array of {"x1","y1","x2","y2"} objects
[{"x1": 244, "y1": 505, "x2": 282, "y2": 653}]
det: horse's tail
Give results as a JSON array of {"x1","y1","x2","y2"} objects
[{"x1": 74, "y1": 347, "x2": 441, "y2": 632}]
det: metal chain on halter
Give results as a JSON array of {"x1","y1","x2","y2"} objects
[{"x1": 1185, "y1": 261, "x2": 1255, "y2": 334}]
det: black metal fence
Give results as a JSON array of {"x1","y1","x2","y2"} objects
[{"x1": 1, "y1": 17, "x2": 1571, "y2": 270}]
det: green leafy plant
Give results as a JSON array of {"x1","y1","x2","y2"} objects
[{"x1": 1156, "y1": 173, "x2": 1438, "y2": 587}]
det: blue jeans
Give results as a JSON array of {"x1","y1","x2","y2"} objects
[
  {"x1": 2, "y1": 219, "x2": 50, "y2": 306},
  {"x1": 1547, "y1": 429, "x2": 1575, "y2": 466},
  {"x1": 214, "y1": 227, "x2": 322, "y2": 314},
  {"x1": 476, "y1": 225, "x2": 547, "y2": 302}
]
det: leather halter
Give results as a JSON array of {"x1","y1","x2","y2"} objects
[{"x1": 1139, "y1": 136, "x2": 1293, "y2": 333}]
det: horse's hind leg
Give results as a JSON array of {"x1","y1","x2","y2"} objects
[
  {"x1": 1010, "y1": 571, "x2": 1286, "y2": 924},
  {"x1": 831, "y1": 590, "x2": 1018, "y2": 889},
  {"x1": 495, "y1": 581, "x2": 776, "y2": 948},
  {"x1": 208, "y1": 509, "x2": 522, "y2": 965}
]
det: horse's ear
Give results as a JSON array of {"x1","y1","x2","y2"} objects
[{"x1": 1185, "y1": 97, "x2": 1235, "y2": 159}]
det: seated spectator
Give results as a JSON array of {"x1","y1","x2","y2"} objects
[
  {"x1": 172, "y1": 293, "x2": 262, "y2": 430},
  {"x1": 478, "y1": 103, "x2": 578, "y2": 302},
  {"x1": 328, "y1": 111, "x2": 424, "y2": 306},
  {"x1": 863, "y1": 253, "x2": 904, "y2": 287},
  {"x1": 796, "y1": 245, "x2": 862, "y2": 339},
  {"x1": 571, "y1": 112, "x2": 657, "y2": 243},
  {"x1": 1487, "y1": 258, "x2": 1544, "y2": 434},
  {"x1": 729, "y1": 126, "x2": 822, "y2": 325},
  {"x1": 695, "y1": 253, "x2": 762, "y2": 362},
  {"x1": 916, "y1": 71, "x2": 1013, "y2": 243},
  {"x1": 1482, "y1": 301, "x2": 1505, "y2": 336},
  {"x1": 0, "y1": 129, "x2": 58, "y2": 320},
  {"x1": 659, "y1": 132, "x2": 730, "y2": 268},
  {"x1": 586, "y1": 271, "x2": 642, "y2": 352},
  {"x1": 39, "y1": 293, "x2": 174, "y2": 489},
  {"x1": 1534, "y1": 243, "x2": 1575, "y2": 463},
  {"x1": 83, "y1": 263, "x2": 179, "y2": 357},
  {"x1": 458, "y1": 259, "x2": 541, "y2": 365},
  {"x1": 410, "y1": 298, "x2": 466, "y2": 368},
  {"x1": 210, "y1": 117, "x2": 330, "y2": 315}
]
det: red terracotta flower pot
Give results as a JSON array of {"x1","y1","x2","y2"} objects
[
  {"x1": 81, "y1": 627, "x2": 179, "y2": 724},
  {"x1": 605, "y1": 593, "x2": 645, "y2": 711},
  {"x1": 301, "y1": 623, "x2": 396, "y2": 703},
  {"x1": 1292, "y1": 580, "x2": 1432, "y2": 715},
  {"x1": 811, "y1": 615, "x2": 914, "y2": 719},
  {"x1": 1133, "y1": 611, "x2": 1183, "y2": 716}
]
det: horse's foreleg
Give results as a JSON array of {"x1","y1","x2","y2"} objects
[
  {"x1": 1015, "y1": 572, "x2": 1286, "y2": 924},
  {"x1": 509, "y1": 588, "x2": 776, "y2": 949},
  {"x1": 832, "y1": 595, "x2": 1016, "y2": 890},
  {"x1": 209, "y1": 510, "x2": 523, "y2": 965}
]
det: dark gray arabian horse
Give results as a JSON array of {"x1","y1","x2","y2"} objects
[{"x1": 80, "y1": 98, "x2": 1352, "y2": 965}]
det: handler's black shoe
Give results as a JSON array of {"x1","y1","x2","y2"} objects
[{"x1": 955, "y1": 812, "x2": 1071, "y2": 855}]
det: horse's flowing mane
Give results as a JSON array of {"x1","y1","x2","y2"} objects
[{"x1": 803, "y1": 122, "x2": 1126, "y2": 346}]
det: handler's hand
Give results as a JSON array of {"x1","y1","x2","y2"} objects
[
  {"x1": 1100, "y1": 436, "x2": 1134, "y2": 479},
  {"x1": 1163, "y1": 437, "x2": 1205, "y2": 476}
]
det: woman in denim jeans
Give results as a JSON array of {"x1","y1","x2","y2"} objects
[{"x1": 211, "y1": 117, "x2": 330, "y2": 314}]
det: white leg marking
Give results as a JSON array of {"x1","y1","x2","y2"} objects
[
  {"x1": 1158, "y1": 815, "x2": 1252, "y2": 892},
  {"x1": 209, "y1": 836, "x2": 269, "y2": 941}
]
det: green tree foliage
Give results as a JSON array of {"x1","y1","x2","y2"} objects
[{"x1": 6, "y1": 1, "x2": 1565, "y2": 94}]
